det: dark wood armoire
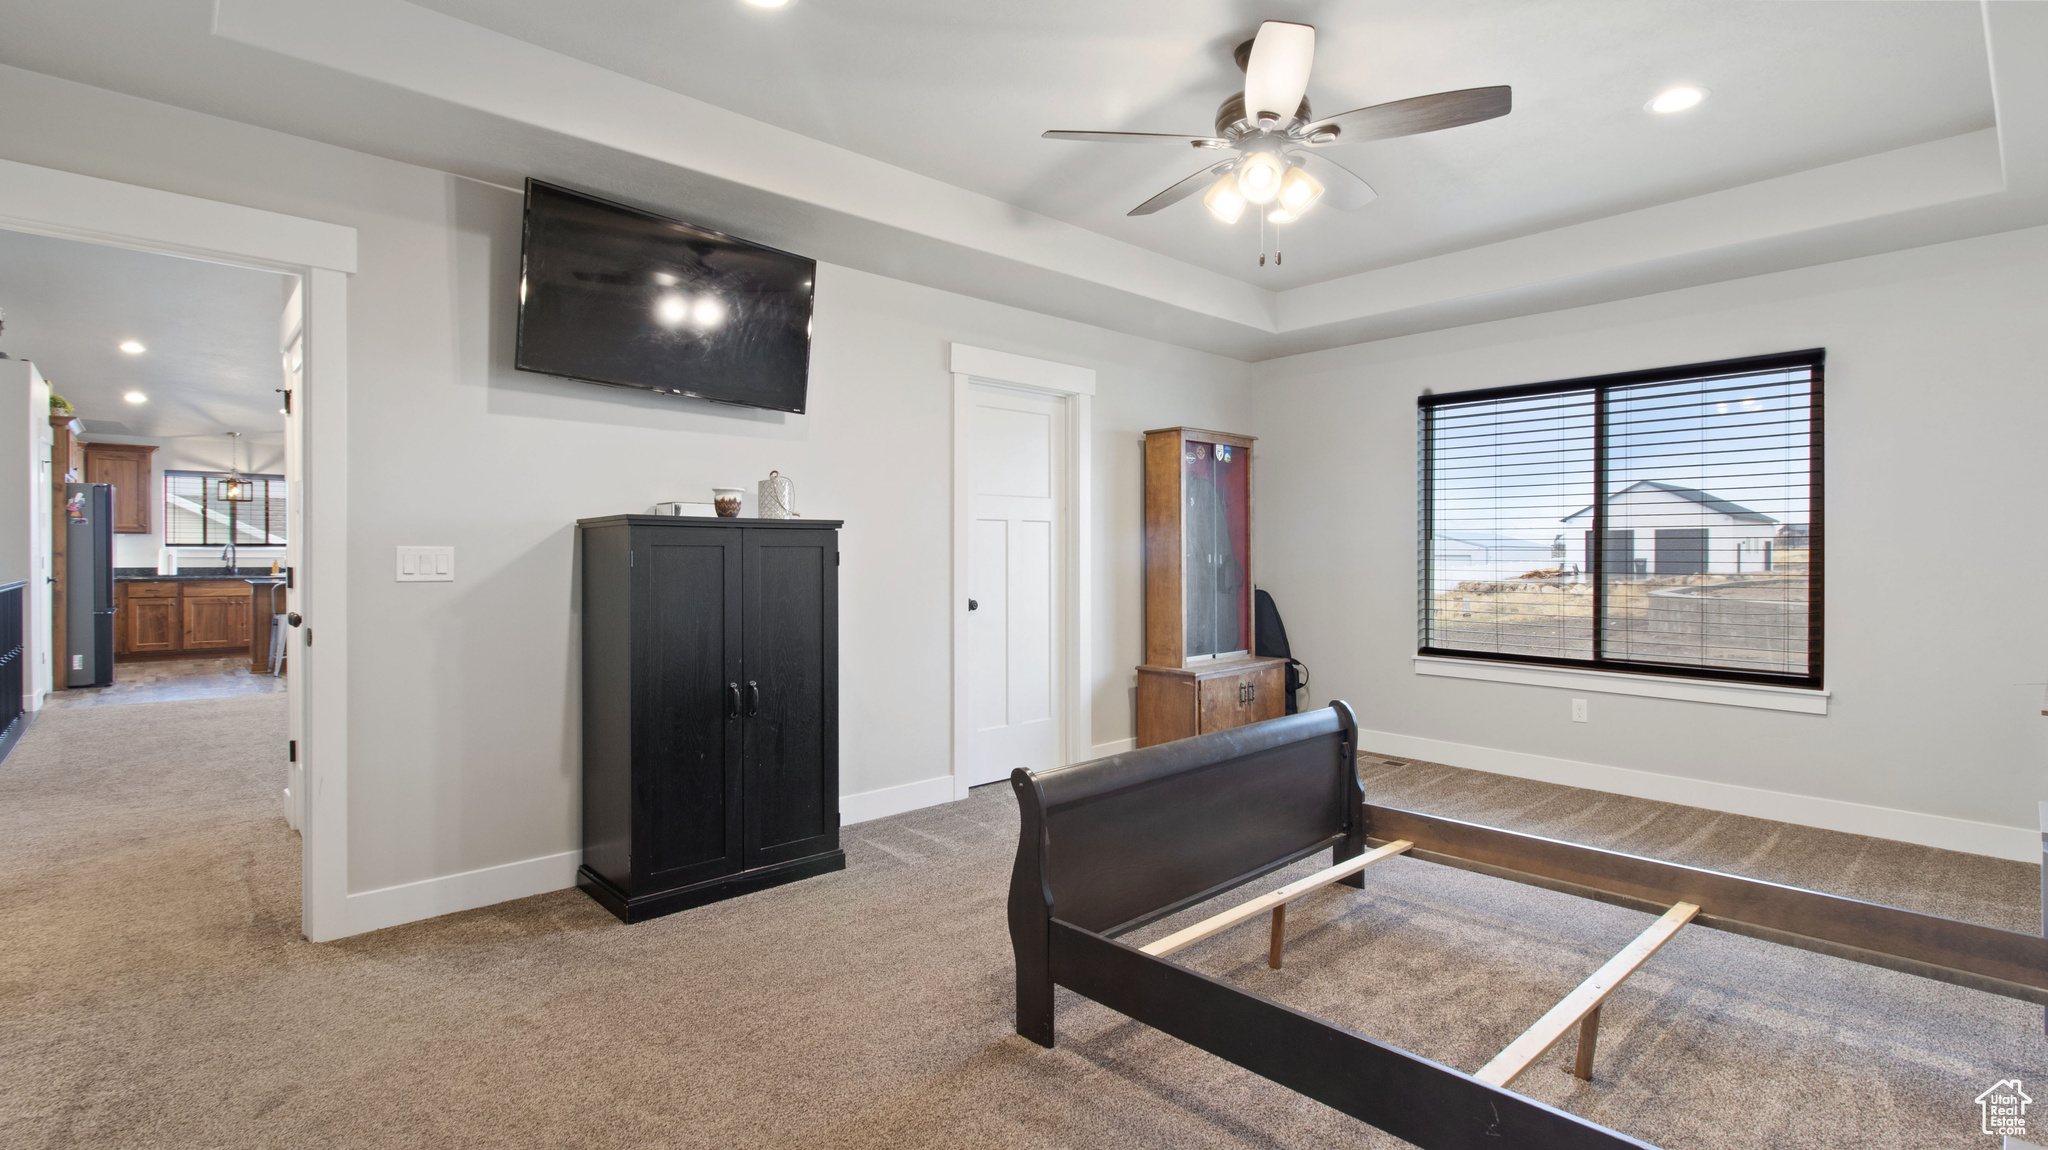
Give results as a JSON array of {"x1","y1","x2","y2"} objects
[{"x1": 578, "y1": 515, "x2": 844, "y2": 923}]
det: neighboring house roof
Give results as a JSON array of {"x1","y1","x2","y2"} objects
[
  {"x1": 1561, "y1": 480, "x2": 1779, "y2": 525},
  {"x1": 1436, "y1": 532, "x2": 1557, "y2": 550}
]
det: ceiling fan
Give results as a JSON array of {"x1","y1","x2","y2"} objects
[{"x1": 1044, "y1": 21, "x2": 1510, "y2": 244}]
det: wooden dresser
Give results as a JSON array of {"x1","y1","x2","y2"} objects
[{"x1": 1134, "y1": 426, "x2": 1287, "y2": 747}]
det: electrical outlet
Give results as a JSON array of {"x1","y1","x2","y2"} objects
[
  {"x1": 1571, "y1": 698, "x2": 1588, "y2": 723},
  {"x1": 396, "y1": 545, "x2": 455, "y2": 582}
]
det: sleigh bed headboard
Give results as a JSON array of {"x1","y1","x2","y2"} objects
[{"x1": 1005, "y1": 702, "x2": 1364, "y2": 1037}]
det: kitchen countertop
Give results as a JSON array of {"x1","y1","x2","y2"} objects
[{"x1": 113, "y1": 569, "x2": 286, "y2": 582}]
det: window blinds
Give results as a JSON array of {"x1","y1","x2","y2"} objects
[
  {"x1": 163, "y1": 471, "x2": 288, "y2": 547},
  {"x1": 1418, "y1": 350, "x2": 1822, "y2": 687}
]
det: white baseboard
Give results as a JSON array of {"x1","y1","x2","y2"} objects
[
  {"x1": 343, "y1": 848, "x2": 581, "y2": 937},
  {"x1": 842, "y1": 774, "x2": 955, "y2": 825},
  {"x1": 1088, "y1": 738, "x2": 1136, "y2": 758},
  {"x1": 1358, "y1": 727, "x2": 2038, "y2": 863},
  {"x1": 335, "y1": 773, "x2": 969, "y2": 937}
]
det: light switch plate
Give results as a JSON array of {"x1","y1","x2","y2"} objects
[{"x1": 396, "y1": 545, "x2": 454, "y2": 582}]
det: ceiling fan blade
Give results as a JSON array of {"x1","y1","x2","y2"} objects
[
  {"x1": 1289, "y1": 151, "x2": 1377, "y2": 210},
  {"x1": 1128, "y1": 159, "x2": 1237, "y2": 216},
  {"x1": 1042, "y1": 130, "x2": 1231, "y2": 149},
  {"x1": 1243, "y1": 21, "x2": 1315, "y2": 126},
  {"x1": 1300, "y1": 86, "x2": 1511, "y2": 145}
]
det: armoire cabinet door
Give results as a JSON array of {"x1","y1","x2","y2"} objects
[
  {"x1": 740, "y1": 527, "x2": 839, "y2": 867},
  {"x1": 634, "y1": 527, "x2": 745, "y2": 890}
]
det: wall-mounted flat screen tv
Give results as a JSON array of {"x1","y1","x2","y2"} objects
[{"x1": 515, "y1": 179, "x2": 816, "y2": 413}]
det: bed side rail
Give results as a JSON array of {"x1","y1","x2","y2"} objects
[
  {"x1": 1370, "y1": 805, "x2": 2048, "y2": 1005},
  {"x1": 1050, "y1": 921, "x2": 1657, "y2": 1150}
]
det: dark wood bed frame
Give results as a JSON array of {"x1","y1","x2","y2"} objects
[{"x1": 1008, "y1": 702, "x2": 2048, "y2": 1150}]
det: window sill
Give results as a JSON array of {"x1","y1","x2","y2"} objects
[{"x1": 1413, "y1": 655, "x2": 1828, "y2": 715}]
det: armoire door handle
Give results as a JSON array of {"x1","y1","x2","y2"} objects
[
  {"x1": 746, "y1": 680, "x2": 760, "y2": 717},
  {"x1": 727, "y1": 682, "x2": 741, "y2": 719}
]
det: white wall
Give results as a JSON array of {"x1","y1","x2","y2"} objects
[
  {"x1": 80, "y1": 432, "x2": 285, "y2": 570},
  {"x1": 0, "y1": 358, "x2": 54, "y2": 711},
  {"x1": 0, "y1": 65, "x2": 1251, "y2": 896},
  {"x1": 1256, "y1": 225, "x2": 2048, "y2": 856}
]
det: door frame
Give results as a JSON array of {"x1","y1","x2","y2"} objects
[
  {"x1": 949, "y1": 343, "x2": 1094, "y2": 801},
  {"x1": 0, "y1": 156, "x2": 357, "y2": 941}
]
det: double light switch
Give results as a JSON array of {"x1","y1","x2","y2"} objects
[{"x1": 396, "y1": 545, "x2": 455, "y2": 582}]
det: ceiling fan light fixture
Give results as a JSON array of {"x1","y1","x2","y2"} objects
[
  {"x1": 1237, "y1": 150, "x2": 1285, "y2": 205},
  {"x1": 1276, "y1": 165, "x2": 1323, "y2": 215},
  {"x1": 1202, "y1": 172, "x2": 1248, "y2": 224},
  {"x1": 1647, "y1": 86, "x2": 1707, "y2": 114},
  {"x1": 1267, "y1": 208, "x2": 1295, "y2": 224}
]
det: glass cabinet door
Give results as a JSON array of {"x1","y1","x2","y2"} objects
[{"x1": 1183, "y1": 438, "x2": 1251, "y2": 659}]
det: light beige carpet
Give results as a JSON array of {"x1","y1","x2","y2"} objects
[{"x1": 1, "y1": 698, "x2": 2040, "y2": 1149}]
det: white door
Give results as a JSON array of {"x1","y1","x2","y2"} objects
[
  {"x1": 279, "y1": 280, "x2": 305, "y2": 831},
  {"x1": 965, "y1": 385, "x2": 1063, "y2": 788}
]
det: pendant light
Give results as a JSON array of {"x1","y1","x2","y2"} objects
[{"x1": 217, "y1": 432, "x2": 256, "y2": 503}]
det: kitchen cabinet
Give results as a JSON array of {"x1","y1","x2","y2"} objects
[
  {"x1": 577, "y1": 515, "x2": 844, "y2": 923},
  {"x1": 182, "y1": 582, "x2": 251, "y2": 650},
  {"x1": 115, "y1": 580, "x2": 253, "y2": 658},
  {"x1": 83, "y1": 443, "x2": 157, "y2": 534}
]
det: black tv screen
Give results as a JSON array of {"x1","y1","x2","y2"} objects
[{"x1": 515, "y1": 179, "x2": 816, "y2": 413}]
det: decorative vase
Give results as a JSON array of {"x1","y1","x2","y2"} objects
[
  {"x1": 712, "y1": 487, "x2": 745, "y2": 517},
  {"x1": 757, "y1": 471, "x2": 795, "y2": 519}
]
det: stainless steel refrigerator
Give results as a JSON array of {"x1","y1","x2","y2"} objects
[{"x1": 64, "y1": 483, "x2": 114, "y2": 688}]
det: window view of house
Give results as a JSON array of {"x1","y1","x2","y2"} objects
[{"x1": 1419, "y1": 355, "x2": 1819, "y2": 684}]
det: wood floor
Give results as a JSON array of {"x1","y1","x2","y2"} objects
[{"x1": 43, "y1": 656, "x2": 285, "y2": 709}]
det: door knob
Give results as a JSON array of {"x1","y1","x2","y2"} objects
[
  {"x1": 286, "y1": 612, "x2": 302, "y2": 626},
  {"x1": 967, "y1": 599, "x2": 978, "y2": 611}
]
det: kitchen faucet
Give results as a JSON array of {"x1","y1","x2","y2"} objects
[{"x1": 221, "y1": 541, "x2": 237, "y2": 573}]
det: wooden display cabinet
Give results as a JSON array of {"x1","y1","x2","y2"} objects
[{"x1": 1135, "y1": 427, "x2": 1285, "y2": 748}]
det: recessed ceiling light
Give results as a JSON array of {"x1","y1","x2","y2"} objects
[
  {"x1": 124, "y1": 391, "x2": 148, "y2": 404},
  {"x1": 119, "y1": 340, "x2": 146, "y2": 354},
  {"x1": 1647, "y1": 86, "x2": 1707, "y2": 115},
  {"x1": 743, "y1": 0, "x2": 789, "y2": 7}
]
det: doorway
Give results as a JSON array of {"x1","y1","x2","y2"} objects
[
  {"x1": 963, "y1": 383, "x2": 1064, "y2": 788},
  {"x1": 948, "y1": 343, "x2": 1095, "y2": 799},
  {"x1": 0, "y1": 156, "x2": 352, "y2": 939}
]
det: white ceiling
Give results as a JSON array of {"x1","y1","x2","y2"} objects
[
  {"x1": 0, "y1": 227, "x2": 289, "y2": 443},
  {"x1": 409, "y1": 0, "x2": 1994, "y2": 289},
  {"x1": 0, "y1": 0, "x2": 2041, "y2": 360}
]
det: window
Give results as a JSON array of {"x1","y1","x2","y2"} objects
[
  {"x1": 164, "y1": 471, "x2": 287, "y2": 547},
  {"x1": 1418, "y1": 350, "x2": 1822, "y2": 687}
]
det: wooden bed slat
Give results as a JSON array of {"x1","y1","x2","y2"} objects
[
  {"x1": 1140, "y1": 840, "x2": 1412, "y2": 958},
  {"x1": 1476, "y1": 901, "x2": 1699, "y2": 1087}
]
